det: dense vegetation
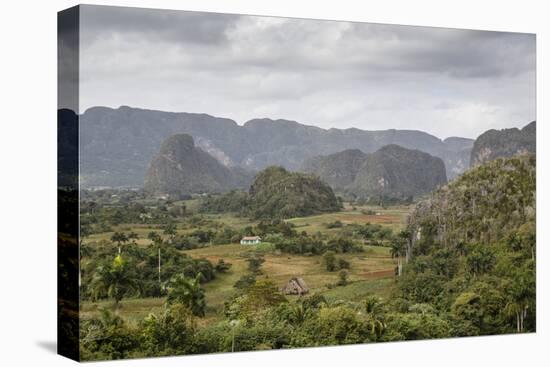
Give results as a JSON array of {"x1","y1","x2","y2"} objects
[
  {"x1": 79, "y1": 154, "x2": 536, "y2": 360},
  {"x1": 248, "y1": 166, "x2": 342, "y2": 218},
  {"x1": 80, "y1": 240, "x2": 217, "y2": 300},
  {"x1": 201, "y1": 166, "x2": 342, "y2": 219},
  {"x1": 400, "y1": 154, "x2": 536, "y2": 334}
]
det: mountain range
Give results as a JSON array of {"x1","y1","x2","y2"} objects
[
  {"x1": 470, "y1": 121, "x2": 536, "y2": 167},
  {"x1": 79, "y1": 106, "x2": 473, "y2": 188},
  {"x1": 302, "y1": 145, "x2": 447, "y2": 201},
  {"x1": 143, "y1": 134, "x2": 253, "y2": 197}
]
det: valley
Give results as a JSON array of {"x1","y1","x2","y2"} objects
[
  {"x1": 80, "y1": 202, "x2": 405, "y2": 326},
  {"x1": 75, "y1": 115, "x2": 536, "y2": 360}
]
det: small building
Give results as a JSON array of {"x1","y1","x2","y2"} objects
[
  {"x1": 281, "y1": 277, "x2": 309, "y2": 296},
  {"x1": 240, "y1": 236, "x2": 261, "y2": 245}
]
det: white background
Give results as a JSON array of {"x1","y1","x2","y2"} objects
[{"x1": 0, "y1": 0, "x2": 547, "y2": 365}]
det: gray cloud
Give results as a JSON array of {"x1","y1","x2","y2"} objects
[
  {"x1": 80, "y1": 5, "x2": 240, "y2": 45},
  {"x1": 78, "y1": 5, "x2": 536, "y2": 139}
]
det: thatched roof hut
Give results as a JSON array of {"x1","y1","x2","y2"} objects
[{"x1": 282, "y1": 277, "x2": 309, "y2": 295}]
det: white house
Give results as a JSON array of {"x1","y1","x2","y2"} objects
[{"x1": 240, "y1": 236, "x2": 261, "y2": 245}]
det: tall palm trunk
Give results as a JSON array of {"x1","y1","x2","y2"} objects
[
  {"x1": 397, "y1": 256, "x2": 403, "y2": 276},
  {"x1": 158, "y1": 247, "x2": 161, "y2": 284}
]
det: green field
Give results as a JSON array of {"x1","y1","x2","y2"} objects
[
  {"x1": 287, "y1": 203, "x2": 410, "y2": 234},
  {"x1": 85, "y1": 203, "x2": 408, "y2": 244},
  {"x1": 81, "y1": 203, "x2": 408, "y2": 326}
]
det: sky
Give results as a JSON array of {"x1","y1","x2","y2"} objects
[{"x1": 79, "y1": 5, "x2": 536, "y2": 139}]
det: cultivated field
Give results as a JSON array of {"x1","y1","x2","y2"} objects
[{"x1": 81, "y1": 203, "x2": 409, "y2": 326}]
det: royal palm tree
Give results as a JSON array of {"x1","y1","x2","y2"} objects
[
  {"x1": 390, "y1": 238, "x2": 407, "y2": 276},
  {"x1": 166, "y1": 273, "x2": 206, "y2": 317},
  {"x1": 364, "y1": 295, "x2": 386, "y2": 340},
  {"x1": 111, "y1": 232, "x2": 129, "y2": 254},
  {"x1": 504, "y1": 265, "x2": 535, "y2": 332},
  {"x1": 148, "y1": 231, "x2": 164, "y2": 284},
  {"x1": 90, "y1": 255, "x2": 137, "y2": 308}
]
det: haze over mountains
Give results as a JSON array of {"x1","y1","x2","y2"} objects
[
  {"x1": 302, "y1": 145, "x2": 447, "y2": 201},
  {"x1": 79, "y1": 106, "x2": 474, "y2": 188},
  {"x1": 143, "y1": 134, "x2": 253, "y2": 197},
  {"x1": 470, "y1": 121, "x2": 536, "y2": 167}
]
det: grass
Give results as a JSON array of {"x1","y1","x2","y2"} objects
[
  {"x1": 85, "y1": 212, "x2": 259, "y2": 246},
  {"x1": 81, "y1": 242, "x2": 397, "y2": 325},
  {"x1": 82, "y1": 204, "x2": 409, "y2": 325},
  {"x1": 80, "y1": 297, "x2": 166, "y2": 326},
  {"x1": 322, "y1": 277, "x2": 396, "y2": 303},
  {"x1": 181, "y1": 243, "x2": 395, "y2": 320},
  {"x1": 287, "y1": 204, "x2": 409, "y2": 234},
  {"x1": 84, "y1": 204, "x2": 409, "y2": 246}
]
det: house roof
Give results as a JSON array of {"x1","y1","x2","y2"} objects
[
  {"x1": 242, "y1": 236, "x2": 261, "y2": 240},
  {"x1": 282, "y1": 277, "x2": 309, "y2": 294},
  {"x1": 294, "y1": 277, "x2": 308, "y2": 290}
]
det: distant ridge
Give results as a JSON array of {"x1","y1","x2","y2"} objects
[
  {"x1": 79, "y1": 106, "x2": 473, "y2": 187},
  {"x1": 302, "y1": 145, "x2": 447, "y2": 202},
  {"x1": 144, "y1": 134, "x2": 252, "y2": 197},
  {"x1": 470, "y1": 121, "x2": 536, "y2": 167}
]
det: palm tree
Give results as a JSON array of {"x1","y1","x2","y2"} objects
[
  {"x1": 163, "y1": 223, "x2": 177, "y2": 244},
  {"x1": 287, "y1": 301, "x2": 312, "y2": 326},
  {"x1": 504, "y1": 265, "x2": 535, "y2": 332},
  {"x1": 147, "y1": 231, "x2": 162, "y2": 245},
  {"x1": 364, "y1": 295, "x2": 386, "y2": 340},
  {"x1": 397, "y1": 229, "x2": 412, "y2": 263},
  {"x1": 111, "y1": 232, "x2": 129, "y2": 254},
  {"x1": 148, "y1": 231, "x2": 164, "y2": 284},
  {"x1": 166, "y1": 273, "x2": 206, "y2": 317},
  {"x1": 90, "y1": 255, "x2": 137, "y2": 308},
  {"x1": 127, "y1": 231, "x2": 139, "y2": 245},
  {"x1": 390, "y1": 238, "x2": 406, "y2": 276},
  {"x1": 466, "y1": 246, "x2": 495, "y2": 278}
]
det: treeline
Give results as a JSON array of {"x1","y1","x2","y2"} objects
[
  {"x1": 242, "y1": 219, "x2": 397, "y2": 255},
  {"x1": 81, "y1": 278, "x2": 505, "y2": 361},
  {"x1": 271, "y1": 235, "x2": 362, "y2": 255},
  {"x1": 80, "y1": 191, "x2": 188, "y2": 233},
  {"x1": 80, "y1": 242, "x2": 220, "y2": 300}
]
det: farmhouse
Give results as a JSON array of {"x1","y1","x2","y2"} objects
[
  {"x1": 281, "y1": 277, "x2": 309, "y2": 295},
  {"x1": 240, "y1": 236, "x2": 261, "y2": 245}
]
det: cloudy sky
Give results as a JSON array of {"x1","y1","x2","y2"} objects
[{"x1": 79, "y1": 5, "x2": 536, "y2": 139}]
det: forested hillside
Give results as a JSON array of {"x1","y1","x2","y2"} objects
[
  {"x1": 201, "y1": 166, "x2": 342, "y2": 219},
  {"x1": 399, "y1": 154, "x2": 536, "y2": 334}
]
